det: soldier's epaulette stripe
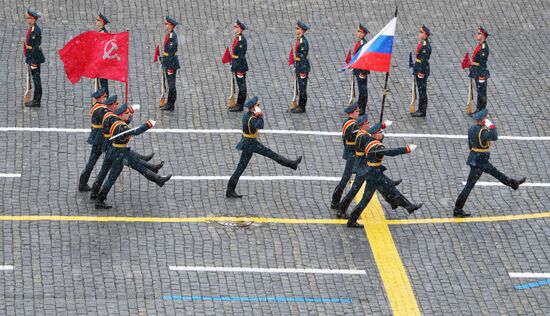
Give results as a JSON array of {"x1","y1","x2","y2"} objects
[
  {"x1": 365, "y1": 140, "x2": 382, "y2": 154},
  {"x1": 90, "y1": 104, "x2": 106, "y2": 117},
  {"x1": 102, "y1": 112, "x2": 118, "y2": 125},
  {"x1": 109, "y1": 121, "x2": 127, "y2": 138},
  {"x1": 342, "y1": 119, "x2": 356, "y2": 135},
  {"x1": 169, "y1": 32, "x2": 173, "y2": 39}
]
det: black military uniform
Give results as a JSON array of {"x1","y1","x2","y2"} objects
[
  {"x1": 347, "y1": 125, "x2": 422, "y2": 228},
  {"x1": 336, "y1": 117, "x2": 402, "y2": 219},
  {"x1": 469, "y1": 26, "x2": 490, "y2": 115},
  {"x1": 226, "y1": 96, "x2": 303, "y2": 198},
  {"x1": 411, "y1": 25, "x2": 432, "y2": 117},
  {"x1": 95, "y1": 13, "x2": 110, "y2": 95},
  {"x1": 331, "y1": 103, "x2": 359, "y2": 209},
  {"x1": 453, "y1": 109, "x2": 526, "y2": 217},
  {"x1": 24, "y1": 9, "x2": 45, "y2": 107},
  {"x1": 79, "y1": 88, "x2": 108, "y2": 191},
  {"x1": 160, "y1": 16, "x2": 181, "y2": 111},
  {"x1": 291, "y1": 21, "x2": 311, "y2": 114},
  {"x1": 95, "y1": 107, "x2": 171, "y2": 209},
  {"x1": 229, "y1": 20, "x2": 249, "y2": 112},
  {"x1": 90, "y1": 99, "x2": 159, "y2": 200},
  {"x1": 352, "y1": 24, "x2": 370, "y2": 115}
]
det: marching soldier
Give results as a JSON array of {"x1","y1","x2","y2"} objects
[
  {"x1": 411, "y1": 24, "x2": 432, "y2": 117},
  {"x1": 469, "y1": 26, "x2": 490, "y2": 115},
  {"x1": 335, "y1": 115, "x2": 402, "y2": 219},
  {"x1": 226, "y1": 96, "x2": 303, "y2": 198},
  {"x1": 95, "y1": 104, "x2": 172, "y2": 209},
  {"x1": 90, "y1": 97, "x2": 159, "y2": 200},
  {"x1": 352, "y1": 24, "x2": 369, "y2": 115},
  {"x1": 79, "y1": 87, "x2": 109, "y2": 192},
  {"x1": 330, "y1": 103, "x2": 360, "y2": 209},
  {"x1": 95, "y1": 13, "x2": 110, "y2": 95},
  {"x1": 291, "y1": 21, "x2": 311, "y2": 114},
  {"x1": 347, "y1": 125, "x2": 422, "y2": 228},
  {"x1": 160, "y1": 16, "x2": 180, "y2": 111},
  {"x1": 23, "y1": 9, "x2": 45, "y2": 107},
  {"x1": 228, "y1": 20, "x2": 249, "y2": 112},
  {"x1": 453, "y1": 109, "x2": 526, "y2": 217}
]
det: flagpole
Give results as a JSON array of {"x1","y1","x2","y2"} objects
[
  {"x1": 125, "y1": 30, "x2": 130, "y2": 103},
  {"x1": 379, "y1": 5, "x2": 398, "y2": 124}
]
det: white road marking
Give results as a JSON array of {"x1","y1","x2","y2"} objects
[
  {"x1": 509, "y1": 272, "x2": 550, "y2": 278},
  {"x1": 0, "y1": 174, "x2": 21, "y2": 178},
  {"x1": 0, "y1": 265, "x2": 14, "y2": 270},
  {"x1": 169, "y1": 266, "x2": 367, "y2": 275},
  {"x1": 172, "y1": 175, "x2": 340, "y2": 181},
  {"x1": 0, "y1": 127, "x2": 548, "y2": 141},
  {"x1": 462, "y1": 181, "x2": 550, "y2": 187}
]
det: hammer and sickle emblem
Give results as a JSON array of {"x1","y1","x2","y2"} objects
[{"x1": 103, "y1": 39, "x2": 121, "y2": 61}]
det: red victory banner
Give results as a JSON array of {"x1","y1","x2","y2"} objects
[{"x1": 59, "y1": 31, "x2": 129, "y2": 84}]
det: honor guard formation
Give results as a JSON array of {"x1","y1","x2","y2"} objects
[{"x1": 22, "y1": 9, "x2": 528, "y2": 221}]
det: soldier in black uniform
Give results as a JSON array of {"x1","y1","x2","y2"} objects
[
  {"x1": 453, "y1": 109, "x2": 526, "y2": 217},
  {"x1": 160, "y1": 16, "x2": 180, "y2": 111},
  {"x1": 79, "y1": 87, "x2": 109, "y2": 191},
  {"x1": 411, "y1": 24, "x2": 432, "y2": 117},
  {"x1": 95, "y1": 13, "x2": 110, "y2": 95},
  {"x1": 23, "y1": 9, "x2": 45, "y2": 107},
  {"x1": 95, "y1": 104, "x2": 172, "y2": 209},
  {"x1": 229, "y1": 20, "x2": 249, "y2": 112},
  {"x1": 90, "y1": 97, "x2": 160, "y2": 200},
  {"x1": 335, "y1": 115, "x2": 402, "y2": 219},
  {"x1": 291, "y1": 21, "x2": 311, "y2": 114},
  {"x1": 352, "y1": 24, "x2": 370, "y2": 115},
  {"x1": 469, "y1": 26, "x2": 490, "y2": 116},
  {"x1": 331, "y1": 103, "x2": 360, "y2": 209},
  {"x1": 226, "y1": 96, "x2": 303, "y2": 198},
  {"x1": 347, "y1": 125, "x2": 422, "y2": 228}
]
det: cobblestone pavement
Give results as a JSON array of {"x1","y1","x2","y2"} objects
[{"x1": 1, "y1": 0, "x2": 549, "y2": 314}]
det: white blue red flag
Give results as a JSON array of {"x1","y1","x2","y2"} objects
[{"x1": 343, "y1": 17, "x2": 396, "y2": 73}]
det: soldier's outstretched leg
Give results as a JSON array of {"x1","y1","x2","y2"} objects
[
  {"x1": 331, "y1": 158, "x2": 354, "y2": 209},
  {"x1": 347, "y1": 184, "x2": 377, "y2": 228},
  {"x1": 79, "y1": 144, "x2": 103, "y2": 191},
  {"x1": 454, "y1": 167, "x2": 483, "y2": 217},
  {"x1": 480, "y1": 163, "x2": 526, "y2": 190},
  {"x1": 226, "y1": 151, "x2": 253, "y2": 198},
  {"x1": 254, "y1": 143, "x2": 302, "y2": 170},
  {"x1": 95, "y1": 161, "x2": 124, "y2": 209},
  {"x1": 377, "y1": 175, "x2": 422, "y2": 214},
  {"x1": 337, "y1": 173, "x2": 366, "y2": 219},
  {"x1": 90, "y1": 155, "x2": 114, "y2": 200}
]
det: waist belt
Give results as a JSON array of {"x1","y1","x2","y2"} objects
[
  {"x1": 242, "y1": 133, "x2": 258, "y2": 139},
  {"x1": 367, "y1": 161, "x2": 383, "y2": 167},
  {"x1": 471, "y1": 148, "x2": 490, "y2": 153},
  {"x1": 162, "y1": 52, "x2": 177, "y2": 56},
  {"x1": 345, "y1": 141, "x2": 355, "y2": 145},
  {"x1": 104, "y1": 134, "x2": 110, "y2": 138},
  {"x1": 232, "y1": 54, "x2": 238, "y2": 59},
  {"x1": 92, "y1": 124, "x2": 103, "y2": 129},
  {"x1": 26, "y1": 45, "x2": 32, "y2": 49},
  {"x1": 112, "y1": 143, "x2": 128, "y2": 148},
  {"x1": 355, "y1": 152, "x2": 365, "y2": 157},
  {"x1": 415, "y1": 58, "x2": 421, "y2": 63},
  {"x1": 471, "y1": 61, "x2": 480, "y2": 66}
]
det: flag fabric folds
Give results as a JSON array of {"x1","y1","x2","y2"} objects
[
  {"x1": 288, "y1": 49, "x2": 294, "y2": 66},
  {"x1": 461, "y1": 52, "x2": 471, "y2": 69},
  {"x1": 343, "y1": 18, "x2": 397, "y2": 73},
  {"x1": 59, "y1": 31, "x2": 129, "y2": 84},
  {"x1": 222, "y1": 47, "x2": 231, "y2": 64},
  {"x1": 345, "y1": 49, "x2": 351, "y2": 65},
  {"x1": 153, "y1": 45, "x2": 160, "y2": 63}
]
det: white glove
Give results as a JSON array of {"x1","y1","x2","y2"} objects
[
  {"x1": 131, "y1": 104, "x2": 140, "y2": 111},
  {"x1": 407, "y1": 144, "x2": 417, "y2": 152},
  {"x1": 146, "y1": 120, "x2": 156, "y2": 128},
  {"x1": 253, "y1": 106, "x2": 262, "y2": 116},
  {"x1": 484, "y1": 119, "x2": 495, "y2": 128},
  {"x1": 383, "y1": 120, "x2": 393, "y2": 128}
]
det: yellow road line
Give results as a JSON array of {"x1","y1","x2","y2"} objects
[
  {"x1": 387, "y1": 211, "x2": 550, "y2": 225},
  {"x1": 353, "y1": 186, "x2": 421, "y2": 316},
  {"x1": 0, "y1": 215, "x2": 347, "y2": 225}
]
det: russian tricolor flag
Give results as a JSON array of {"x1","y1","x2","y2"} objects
[{"x1": 344, "y1": 17, "x2": 397, "y2": 73}]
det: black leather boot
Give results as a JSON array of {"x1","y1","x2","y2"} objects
[{"x1": 331, "y1": 187, "x2": 344, "y2": 210}]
